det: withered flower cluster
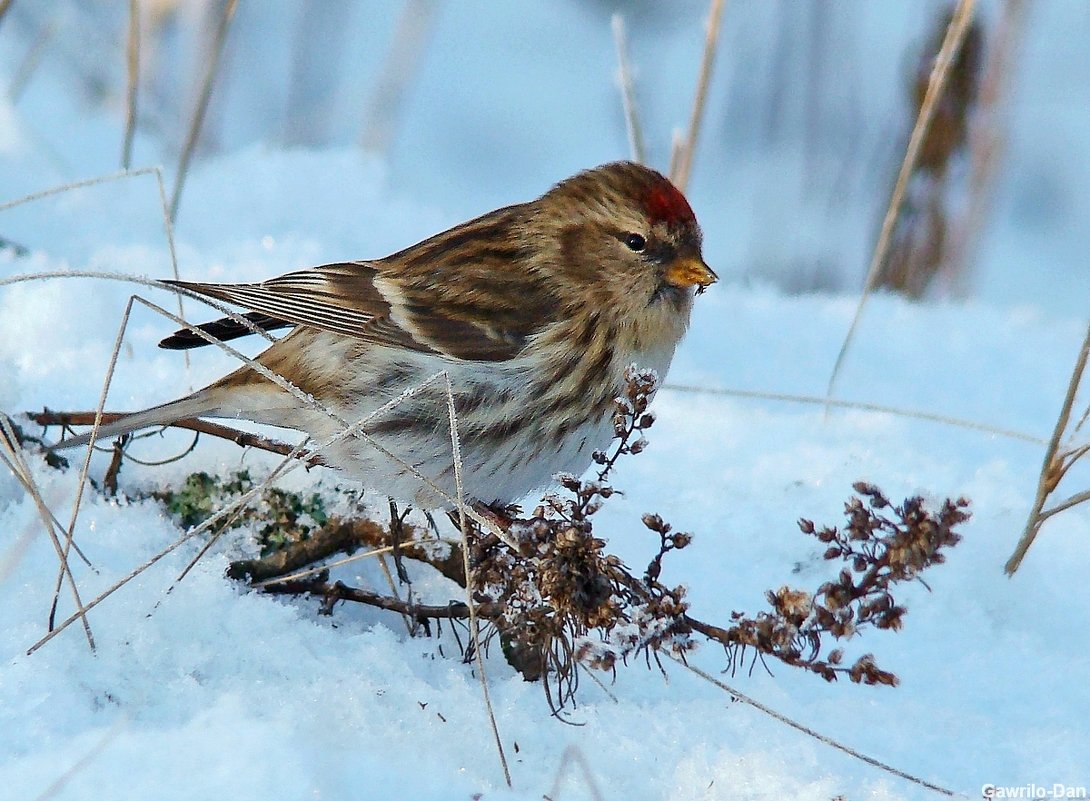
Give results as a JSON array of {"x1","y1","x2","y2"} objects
[
  {"x1": 90, "y1": 365, "x2": 971, "y2": 712},
  {"x1": 467, "y1": 366, "x2": 698, "y2": 706},
  {"x1": 723, "y1": 484, "x2": 969, "y2": 686}
]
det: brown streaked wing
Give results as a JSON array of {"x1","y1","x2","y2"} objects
[
  {"x1": 382, "y1": 204, "x2": 564, "y2": 360},
  {"x1": 163, "y1": 203, "x2": 561, "y2": 362},
  {"x1": 164, "y1": 262, "x2": 433, "y2": 354}
]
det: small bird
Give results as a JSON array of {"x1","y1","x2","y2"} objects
[{"x1": 57, "y1": 162, "x2": 716, "y2": 508}]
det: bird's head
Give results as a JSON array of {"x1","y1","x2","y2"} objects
[{"x1": 530, "y1": 162, "x2": 716, "y2": 324}]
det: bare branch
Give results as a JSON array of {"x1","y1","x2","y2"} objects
[
  {"x1": 30, "y1": 410, "x2": 327, "y2": 467},
  {"x1": 170, "y1": 0, "x2": 238, "y2": 222},
  {"x1": 671, "y1": 0, "x2": 726, "y2": 191},
  {"x1": 611, "y1": 14, "x2": 646, "y2": 165},
  {"x1": 122, "y1": 0, "x2": 141, "y2": 170},
  {"x1": 1007, "y1": 321, "x2": 1090, "y2": 574},
  {"x1": 826, "y1": 0, "x2": 977, "y2": 401}
]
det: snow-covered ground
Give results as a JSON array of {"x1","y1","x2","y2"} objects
[{"x1": 2, "y1": 3, "x2": 1089, "y2": 799}]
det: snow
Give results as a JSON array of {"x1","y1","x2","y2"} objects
[{"x1": 2, "y1": 3, "x2": 1089, "y2": 799}]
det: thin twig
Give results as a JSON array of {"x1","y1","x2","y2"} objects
[
  {"x1": 260, "y1": 581, "x2": 487, "y2": 619},
  {"x1": 0, "y1": 0, "x2": 13, "y2": 28},
  {"x1": 251, "y1": 546, "x2": 397, "y2": 589},
  {"x1": 445, "y1": 373, "x2": 512, "y2": 788},
  {"x1": 0, "y1": 420, "x2": 93, "y2": 566},
  {"x1": 32, "y1": 716, "x2": 128, "y2": 801},
  {"x1": 32, "y1": 411, "x2": 325, "y2": 466},
  {"x1": 941, "y1": 0, "x2": 1028, "y2": 291},
  {"x1": 359, "y1": 0, "x2": 441, "y2": 155},
  {"x1": 0, "y1": 169, "x2": 185, "y2": 344},
  {"x1": 122, "y1": 0, "x2": 141, "y2": 170},
  {"x1": 1, "y1": 417, "x2": 95, "y2": 650},
  {"x1": 0, "y1": 166, "x2": 160, "y2": 214},
  {"x1": 662, "y1": 383, "x2": 1045, "y2": 445},
  {"x1": 170, "y1": 0, "x2": 238, "y2": 222},
  {"x1": 671, "y1": 0, "x2": 726, "y2": 192},
  {"x1": 668, "y1": 655, "x2": 963, "y2": 798},
  {"x1": 667, "y1": 128, "x2": 684, "y2": 182},
  {"x1": 1006, "y1": 321, "x2": 1090, "y2": 574},
  {"x1": 1037, "y1": 488, "x2": 1090, "y2": 524},
  {"x1": 8, "y1": 20, "x2": 54, "y2": 102},
  {"x1": 27, "y1": 437, "x2": 318, "y2": 655},
  {"x1": 377, "y1": 551, "x2": 415, "y2": 635},
  {"x1": 49, "y1": 296, "x2": 144, "y2": 633},
  {"x1": 826, "y1": 0, "x2": 977, "y2": 402},
  {"x1": 611, "y1": 14, "x2": 646, "y2": 165},
  {"x1": 547, "y1": 747, "x2": 605, "y2": 801}
]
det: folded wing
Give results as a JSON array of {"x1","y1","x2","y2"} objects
[{"x1": 160, "y1": 206, "x2": 561, "y2": 363}]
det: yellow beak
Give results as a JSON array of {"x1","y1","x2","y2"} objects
[{"x1": 665, "y1": 257, "x2": 718, "y2": 290}]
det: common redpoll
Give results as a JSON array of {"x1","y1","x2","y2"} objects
[{"x1": 57, "y1": 162, "x2": 716, "y2": 507}]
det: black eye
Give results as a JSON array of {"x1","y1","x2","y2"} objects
[{"x1": 624, "y1": 233, "x2": 647, "y2": 252}]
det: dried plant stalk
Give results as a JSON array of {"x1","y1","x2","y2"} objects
[
  {"x1": 671, "y1": 0, "x2": 726, "y2": 192},
  {"x1": 611, "y1": 13, "x2": 646, "y2": 165},
  {"x1": 941, "y1": 0, "x2": 1029, "y2": 292},
  {"x1": 29, "y1": 410, "x2": 326, "y2": 467},
  {"x1": 359, "y1": 0, "x2": 441, "y2": 156},
  {"x1": 1006, "y1": 323, "x2": 1090, "y2": 575},
  {"x1": 8, "y1": 19, "x2": 55, "y2": 102},
  {"x1": 122, "y1": 0, "x2": 141, "y2": 169},
  {"x1": 876, "y1": 7, "x2": 983, "y2": 297},
  {"x1": 826, "y1": 0, "x2": 977, "y2": 401},
  {"x1": 169, "y1": 0, "x2": 238, "y2": 222}
]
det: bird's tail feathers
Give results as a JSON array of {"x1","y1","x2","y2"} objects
[{"x1": 52, "y1": 390, "x2": 228, "y2": 451}]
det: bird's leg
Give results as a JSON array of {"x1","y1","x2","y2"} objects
[
  {"x1": 387, "y1": 498, "x2": 412, "y2": 585},
  {"x1": 424, "y1": 510, "x2": 441, "y2": 537},
  {"x1": 450, "y1": 501, "x2": 522, "y2": 550},
  {"x1": 472, "y1": 500, "x2": 522, "y2": 529}
]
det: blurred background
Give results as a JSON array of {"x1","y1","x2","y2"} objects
[{"x1": 1, "y1": 0, "x2": 1087, "y2": 314}]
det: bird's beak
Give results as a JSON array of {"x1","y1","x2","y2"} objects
[{"x1": 665, "y1": 257, "x2": 718, "y2": 292}]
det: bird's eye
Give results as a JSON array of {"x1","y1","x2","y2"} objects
[{"x1": 624, "y1": 233, "x2": 647, "y2": 252}]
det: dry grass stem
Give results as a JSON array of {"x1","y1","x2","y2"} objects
[
  {"x1": 375, "y1": 551, "x2": 415, "y2": 635},
  {"x1": 1006, "y1": 322, "x2": 1090, "y2": 575},
  {"x1": 671, "y1": 0, "x2": 726, "y2": 192},
  {"x1": 13, "y1": 279, "x2": 513, "y2": 650},
  {"x1": 662, "y1": 383, "x2": 1045, "y2": 445},
  {"x1": 359, "y1": 0, "x2": 441, "y2": 155},
  {"x1": 942, "y1": 0, "x2": 1029, "y2": 291},
  {"x1": 0, "y1": 167, "x2": 167, "y2": 214},
  {"x1": 826, "y1": 0, "x2": 977, "y2": 401},
  {"x1": 876, "y1": 8, "x2": 982, "y2": 297},
  {"x1": 32, "y1": 411, "x2": 324, "y2": 465},
  {"x1": 0, "y1": 169, "x2": 185, "y2": 339},
  {"x1": 169, "y1": 0, "x2": 238, "y2": 222},
  {"x1": 611, "y1": 13, "x2": 646, "y2": 165},
  {"x1": 547, "y1": 747, "x2": 605, "y2": 801},
  {"x1": 26, "y1": 422, "x2": 326, "y2": 655},
  {"x1": 667, "y1": 127, "x2": 684, "y2": 182},
  {"x1": 445, "y1": 373, "x2": 513, "y2": 788},
  {"x1": 667, "y1": 655, "x2": 958, "y2": 797},
  {"x1": 250, "y1": 546, "x2": 398, "y2": 589},
  {"x1": 122, "y1": 0, "x2": 141, "y2": 170},
  {"x1": 8, "y1": 19, "x2": 54, "y2": 102},
  {"x1": 56, "y1": 297, "x2": 141, "y2": 630},
  {"x1": 1, "y1": 416, "x2": 95, "y2": 650},
  {"x1": 31, "y1": 716, "x2": 128, "y2": 801}
]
